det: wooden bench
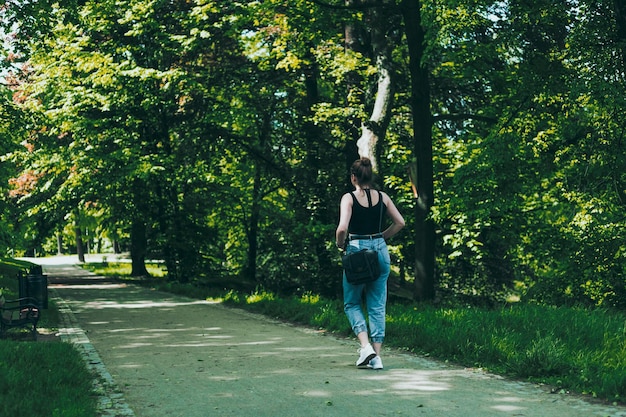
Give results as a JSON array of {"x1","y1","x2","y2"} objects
[{"x1": 0, "y1": 297, "x2": 40, "y2": 340}]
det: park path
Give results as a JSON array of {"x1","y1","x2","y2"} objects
[{"x1": 26, "y1": 256, "x2": 626, "y2": 417}]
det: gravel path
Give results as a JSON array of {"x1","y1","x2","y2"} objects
[{"x1": 26, "y1": 256, "x2": 626, "y2": 417}]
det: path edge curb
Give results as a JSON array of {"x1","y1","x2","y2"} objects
[{"x1": 51, "y1": 287, "x2": 136, "y2": 417}]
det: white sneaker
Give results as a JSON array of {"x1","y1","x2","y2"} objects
[
  {"x1": 356, "y1": 344, "x2": 376, "y2": 367},
  {"x1": 367, "y1": 356, "x2": 383, "y2": 370}
]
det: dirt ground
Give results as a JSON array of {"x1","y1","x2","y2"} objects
[{"x1": 25, "y1": 256, "x2": 626, "y2": 417}]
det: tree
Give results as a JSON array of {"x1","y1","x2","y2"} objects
[
  {"x1": 400, "y1": 0, "x2": 436, "y2": 300},
  {"x1": 3, "y1": 0, "x2": 624, "y2": 308},
  {"x1": 0, "y1": 83, "x2": 27, "y2": 253}
]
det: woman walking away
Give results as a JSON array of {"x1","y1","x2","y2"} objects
[{"x1": 335, "y1": 157, "x2": 405, "y2": 369}]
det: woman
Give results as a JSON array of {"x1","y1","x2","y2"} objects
[{"x1": 335, "y1": 157, "x2": 405, "y2": 370}]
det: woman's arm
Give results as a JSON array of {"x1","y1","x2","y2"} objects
[
  {"x1": 335, "y1": 193, "x2": 353, "y2": 249},
  {"x1": 381, "y1": 192, "x2": 405, "y2": 240}
]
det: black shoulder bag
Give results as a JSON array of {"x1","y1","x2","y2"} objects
[{"x1": 342, "y1": 191, "x2": 383, "y2": 285}]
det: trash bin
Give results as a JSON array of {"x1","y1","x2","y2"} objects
[
  {"x1": 18, "y1": 272, "x2": 48, "y2": 309},
  {"x1": 27, "y1": 274, "x2": 48, "y2": 309},
  {"x1": 29, "y1": 265, "x2": 43, "y2": 275}
]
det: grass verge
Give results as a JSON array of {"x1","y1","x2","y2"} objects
[
  {"x1": 0, "y1": 341, "x2": 97, "y2": 416},
  {"x1": 0, "y1": 258, "x2": 97, "y2": 417}
]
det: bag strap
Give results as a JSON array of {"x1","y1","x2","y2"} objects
[
  {"x1": 378, "y1": 190, "x2": 383, "y2": 233},
  {"x1": 364, "y1": 189, "x2": 373, "y2": 207}
]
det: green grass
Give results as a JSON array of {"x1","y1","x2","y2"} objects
[
  {"x1": 86, "y1": 261, "x2": 626, "y2": 404},
  {"x1": 0, "y1": 258, "x2": 97, "y2": 416},
  {"x1": 384, "y1": 304, "x2": 626, "y2": 399},
  {"x1": 0, "y1": 341, "x2": 96, "y2": 416},
  {"x1": 82, "y1": 261, "x2": 167, "y2": 278}
]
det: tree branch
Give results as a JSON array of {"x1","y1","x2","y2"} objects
[
  {"x1": 433, "y1": 113, "x2": 498, "y2": 124},
  {"x1": 307, "y1": 0, "x2": 388, "y2": 11}
]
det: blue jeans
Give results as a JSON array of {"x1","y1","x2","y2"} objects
[{"x1": 343, "y1": 237, "x2": 390, "y2": 344}]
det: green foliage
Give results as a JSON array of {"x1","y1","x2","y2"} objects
[
  {"x1": 0, "y1": 86, "x2": 26, "y2": 253},
  {"x1": 1, "y1": 0, "x2": 624, "y2": 308},
  {"x1": 429, "y1": 0, "x2": 626, "y2": 306},
  {"x1": 0, "y1": 257, "x2": 36, "y2": 297}
]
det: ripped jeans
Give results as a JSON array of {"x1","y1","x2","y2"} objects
[{"x1": 342, "y1": 237, "x2": 390, "y2": 344}]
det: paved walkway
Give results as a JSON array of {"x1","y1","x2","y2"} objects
[{"x1": 27, "y1": 257, "x2": 626, "y2": 417}]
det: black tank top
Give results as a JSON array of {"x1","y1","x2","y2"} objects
[{"x1": 348, "y1": 189, "x2": 387, "y2": 234}]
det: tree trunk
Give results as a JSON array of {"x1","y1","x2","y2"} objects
[
  {"x1": 246, "y1": 102, "x2": 275, "y2": 282},
  {"x1": 401, "y1": 0, "x2": 436, "y2": 301},
  {"x1": 130, "y1": 219, "x2": 149, "y2": 276},
  {"x1": 57, "y1": 229, "x2": 63, "y2": 255},
  {"x1": 75, "y1": 222, "x2": 85, "y2": 263},
  {"x1": 246, "y1": 162, "x2": 262, "y2": 281},
  {"x1": 356, "y1": 8, "x2": 395, "y2": 172}
]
